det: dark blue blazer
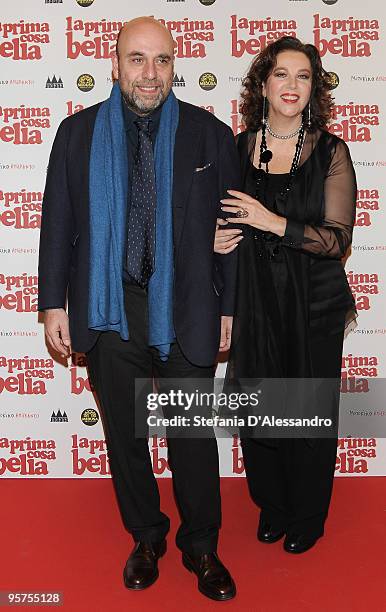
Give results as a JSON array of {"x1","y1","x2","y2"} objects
[{"x1": 38, "y1": 99, "x2": 240, "y2": 366}]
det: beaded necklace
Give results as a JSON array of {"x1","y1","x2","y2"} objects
[{"x1": 254, "y1": 121, "x2": 306, "y2": 199}]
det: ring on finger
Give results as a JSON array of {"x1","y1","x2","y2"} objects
[{"x1": 235, "y1": 207, "x2": 249, "y2": 218}]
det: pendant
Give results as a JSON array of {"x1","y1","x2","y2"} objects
[{"x1": 260, "y1": 149, "x2": 273, "y2": 164}]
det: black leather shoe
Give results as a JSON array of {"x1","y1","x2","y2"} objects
[
  {"x1": 257, "y1": 518, "x2": 286, "y2": 543},
  {"x1": 123, "y1": 540, "x2": 166, "y2": 590},
  {"x1": 283, "y1": 533, "x2": 320, "y2": 554},
  {"x1": 182, "y1": 552, "x2": 236, "y2": 601}
]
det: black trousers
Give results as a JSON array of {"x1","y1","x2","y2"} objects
[
  {"x1": 86, "y1": 285, "x2": 221, "y2": 555},
  {"x1": 241, "y1": 328, "x2": 344, "y2": 538}
]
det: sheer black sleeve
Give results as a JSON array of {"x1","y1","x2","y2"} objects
[{"x1": 282, "y1": 139, "x2": 357, "y2": 259}]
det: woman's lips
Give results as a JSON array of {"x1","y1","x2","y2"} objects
[{"x1": 281, "y1": 94, "x2": 300, "y2": 104}]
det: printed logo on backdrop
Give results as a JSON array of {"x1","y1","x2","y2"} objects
[
  {"x1": 0, "y1": 328, "x2": 38, "y2": 339},
  {"x1": 0, "y1": 78, "x2": 34, "y2": 87},
  {"x1": 322, "y1": 0, "x2": 338, "y2": 5},
  {"x1": 0, "y1": 188, "x2": 42, "y2": 230},
  {"x1": 356, "y1": 188, "x2": 380, "y2": 228},
  {"x1": 0, "y1": 437, "x2": 57, "y2": 476},
  {"x1": 72, "y1": 435, "x2": 110, "y2": 475},
  {"x1": 0, "y1": 162, "x2": 36, "y2": 171},
  {"x1": 351, "y1": 74, "x2": 386, "y2": 85},
  {"x1": 0, "y1": 355, "x2": 55, "y2": 395},
  {"x1": 327, "y1": 71, "x2": 339, "y2": 89},
  {"x1": 77, "y1": 74, "x2": 94, "y2": 92},
  {"x1": 230, "y1": 99, "x2": 245, "y2": 136},
  {"x1": 46, "y1": 75, "x2": 63, "y2": 89},
  {"x1": 75, "y1": 0, "x2": 95, "y2": 6},
  {"x1": 66, "y1": 101, "x2": 84, "y2": 116},
  {"x1": 230, "y1": 15, "x2": 297, "y2": 58},
  {"x1": 0, "y1": 411, "x2": 39, "y2": 420},
  {"x1": 159, "y1": 17, "x2": 215, "y2": 58},
  {"x1": 66, "y1": 16, "x2": 124, "y2": 59},
  {"x1": 336, "y1": 438, "x2": 377, "y2": 474},
  {"x1": 81, "y1": 409, "x2": 99, "y2": 426},
  {"x1": 199, "y1": 72, "x2": 217, "y2": 91},
  {"x1": 51, "y1": 410, "x2": 68, "y2": 423},
  {"x1": 231, "y1": 434, "x2": 378, "y2": 475},
  {"x1": 313, "y1": 15, "x2": 380, "y2": 58},
  {"x1": 70, "y1": 353, "x2": 94, "y2": 394},
  {"x1": 66, "y1": 16, "x2": 215, "y2": 59},
  {"x1": 0, "y1": 273, "x2": 38, "y2": 312},
  {"x1": 45, "y1": 0, "x2": 63, "y2": 4},
  {"x1": 346, "y1": 270, "x2": 380, "y2": 311},
  {"x1": 229, "y1": 75, "x2": 242, "y2": 85},
  {"x1": 173, "y1": 73, "x2": 186, "y2": 88},
  {"x1": 199, "y1": 0, "x2": 216, "y2": 5},
  {"x1": 232, "y1": 435, "x2": 244, "y2": 474},
  {"x1": 0, "y1": 20, "x2": 50, "y2": 60},
  {"x1": 0, "y1": 105, "x2": 51, "y2": 145},
  {"x1": 150, "y1": 436, "x2": 170, "y2": 475},
  {"x1": 0, "y1": 249, "x2": 37, "y2": 258},
  {"x1": 329, "y1": 101, "x2": 380, "y2": 142},
  {"x1": 341, "y1": 353, "x2": 379, "y2": 394}
]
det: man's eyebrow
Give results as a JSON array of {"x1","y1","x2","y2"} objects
[{"x1": 125, "y1": 51, "x2": 173, "y2": 60}]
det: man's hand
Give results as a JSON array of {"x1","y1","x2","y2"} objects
[
  {"x1": 219, "y1": 316, "x2": 233, "y2": 352},
  {"x1": 214, "y1": 218, "x2": 243, "y2": 254},
  {"x1": 44, "y1": 308, "x2": 72, "y2": 358}
]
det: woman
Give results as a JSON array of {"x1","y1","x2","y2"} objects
[{"x1": 216, "y1": 37, "x2": 357, "y2": 553}]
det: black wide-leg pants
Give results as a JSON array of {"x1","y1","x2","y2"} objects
[
  {"x1": 241, "y1": 327, "x2": 344, "y2": 538},
  {"x1": 86, "y1": 285, "x2": 221, "y2": 555}
]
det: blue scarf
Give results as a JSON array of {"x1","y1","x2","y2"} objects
[{"x1": 88, "y1": 82, "x2": 179, "y2": 359}]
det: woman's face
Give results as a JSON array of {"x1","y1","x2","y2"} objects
[{"x1": 262, "y1": 50, "x2": 312, "y2": 121}]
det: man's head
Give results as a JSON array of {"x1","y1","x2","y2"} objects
[{"x1": 113, "y1": 17, "x2": 175, "y2": 116}]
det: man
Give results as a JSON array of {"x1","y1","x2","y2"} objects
[{"x1": 38, "y1": 17, "x2": 240, "y2": 602}]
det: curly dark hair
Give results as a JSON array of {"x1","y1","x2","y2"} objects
[{"x1": 240, "y1": 36, "x2": 334, "y2": 133}]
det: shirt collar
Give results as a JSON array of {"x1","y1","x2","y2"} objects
[{"x1": 122, "y1": 95, "x2": 163, "y2": 135}]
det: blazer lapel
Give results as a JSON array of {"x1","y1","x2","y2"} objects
[{"x1": 172, "y1": 102, "x2": 202, "y2": 251}]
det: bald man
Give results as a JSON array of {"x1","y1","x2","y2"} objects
[{"x1": 38, "y1": 17, "x2": 240, "y2": 601}]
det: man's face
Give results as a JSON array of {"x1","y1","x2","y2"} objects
[{"x1": 112, "y1": 23, "x2": 174, "y2": 115}]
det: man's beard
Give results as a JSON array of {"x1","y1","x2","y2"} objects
[{"x1": 122, "y1": 83, "x2": 165, "y2": 115}]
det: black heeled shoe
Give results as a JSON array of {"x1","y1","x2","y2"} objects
[
  {"x1": 257, "y1": 518, "x2": 286, "y2": 544},
  {"x1": 283, "y1": 533, "x2": 320, "y2": 554}
]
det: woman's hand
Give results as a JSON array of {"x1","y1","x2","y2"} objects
[
  {"x1": 214, "y1": 218, "x2": 243, "y2": 254},
  {"x1": 221, "y1": 190, "x2": 287, "y2": 237}
]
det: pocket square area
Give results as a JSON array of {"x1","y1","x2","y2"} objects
[{"x1": 194, "y1": 163, "x2": 212, "y2": 172}]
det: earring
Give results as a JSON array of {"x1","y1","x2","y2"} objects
[
  {"x1": 262, "y1": 96, "x2": 267, "y2": 125},
  {"x1": 307, "y1": 102, "x2": 312, "y2": 128}
]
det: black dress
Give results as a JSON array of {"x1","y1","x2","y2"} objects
[{"x1": 226, "y1": 129, "x2": 357, "y2": 537}]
